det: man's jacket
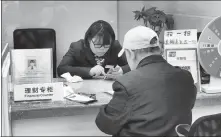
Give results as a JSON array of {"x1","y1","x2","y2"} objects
[{"x1": 95, "y1": 55, "x2": 197, "y2": 136}]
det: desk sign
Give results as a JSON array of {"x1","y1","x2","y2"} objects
[
  {"x1": 164, "y1": 29, "x2": 200, "y2": 86},
  {"x1": 13, "y1": 82, "x2": 63, "y2": 101}
]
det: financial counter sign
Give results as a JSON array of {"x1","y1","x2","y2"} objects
[{"x1": 13, "y1": 82, "x2": 63, "y2": 101}]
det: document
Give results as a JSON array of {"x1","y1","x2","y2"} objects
[
  {"x1": 65, "y1": 93, "x2": 97, "y2": 104},
  {"x1": 61, "y1": 72, "x2": 83, "y2": 83}
]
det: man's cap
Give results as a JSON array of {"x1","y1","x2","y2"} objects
[{"x1": 118, "y1": 26, "x2": 159, "y2": 57}]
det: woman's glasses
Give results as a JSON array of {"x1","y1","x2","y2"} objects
[{"x1": 91, "y1": 39, "x2": 111, "y2": 48}]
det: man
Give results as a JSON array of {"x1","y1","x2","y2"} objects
[
  {"x1": 57, "y1": 20, "x2": 130, "y2": 79},
  {"x1": 95, "y1": 26, "x2": 197, "y2": 136}
]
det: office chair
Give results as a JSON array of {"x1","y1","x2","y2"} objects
[
  {"x1": 13, "y1": 28, "x2": 57, "y2": 78},
  {"x1": 176, "y1": 113, "x2": 221, "y2": 136}
]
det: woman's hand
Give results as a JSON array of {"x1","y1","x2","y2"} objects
[
  {"x1": 107, "y1": 65, "x2": 123, "y2": 75},
  {"x1": 89, "y1": 65, "x2": 105, "y2": 77},
  {"x1": 104, "y1": 65, "x2": 123, "y2": 80}
]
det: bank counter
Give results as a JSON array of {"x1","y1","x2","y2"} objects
[{"x1": 10, "y1": 78, "x2": 221, "y2": 136}]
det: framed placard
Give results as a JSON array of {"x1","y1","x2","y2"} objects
[
  {"x1": 13, "y1": 82, "x2": 63, "y2": 101},
  {"x1": 165, "y1": 49, "x2": 199, "y2": 84},
  {"x1": 164, "y1": 29, "x2": 200, "y2": 92},
  {"x1": 11, "y1": 48, "x2": 53, "y2": 85}
]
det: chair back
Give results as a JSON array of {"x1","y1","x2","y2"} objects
[
  {"x1": 176, "y1": 113, "x2": 221, "y2": 136},
  {"x1": 189, "y1": 113, "x2": 221, "y2": 136}
]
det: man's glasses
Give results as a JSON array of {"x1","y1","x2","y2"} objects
[{"x1": 91, "y1": 39, "x2": 111, "y2": 48}]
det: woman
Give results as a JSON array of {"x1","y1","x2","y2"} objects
[{"x1": 57, "y1": 20, "x2": 130, "y2": 79}]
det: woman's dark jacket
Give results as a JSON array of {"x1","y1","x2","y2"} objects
[{"x1": 57, "y1": 39, "x2": 130, "y2": 78}]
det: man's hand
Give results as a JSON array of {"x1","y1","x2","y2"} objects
[{"x1": 89, "y1": 65, "x2": 106, "y2": 77}]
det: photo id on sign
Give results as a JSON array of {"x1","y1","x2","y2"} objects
[{"x1": 13, "y1": 82, "x2": 64, "y2": 101}]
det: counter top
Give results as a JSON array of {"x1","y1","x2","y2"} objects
[
  {"x1": 10, "y1": 78, "x2": 114, "y2": 120},
  {"x1": 10, "y1": 78, "x2": 221, "y2": 120}
]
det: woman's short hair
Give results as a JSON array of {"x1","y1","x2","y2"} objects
[{"x1": 84, "y1": 20, "x2": 115, "y2": 47}]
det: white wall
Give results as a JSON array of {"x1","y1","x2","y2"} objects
[
  {"x1": 117, "y1": 1, "x2": 221, "y2": 43},
  {"x1": 2, "y1": 1, "x2": 117, "y2": 69},
  {"x1": 3, "y1": 1, "x2": 221, "y2": 70},
  {"x1": 117, "y1": 1, "x2": 144, "y2": 44}
]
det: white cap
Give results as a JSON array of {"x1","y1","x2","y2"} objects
[{"x1": 118, "y1": 26, "x2": 159, "y2": 57}]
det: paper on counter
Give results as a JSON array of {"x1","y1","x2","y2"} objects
[
  {"x1": 61, "y1": 72, "x2": 83, "y2": 83},
  {"x1": 71, "y1": 75, "x2": 83, "y2": 82},
  {"x1": 65, "y1": 93, "x2": 95, "y2": 103},
  {"x1": 63, "y1": 85, "x2": 75, "y2": 97}
]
